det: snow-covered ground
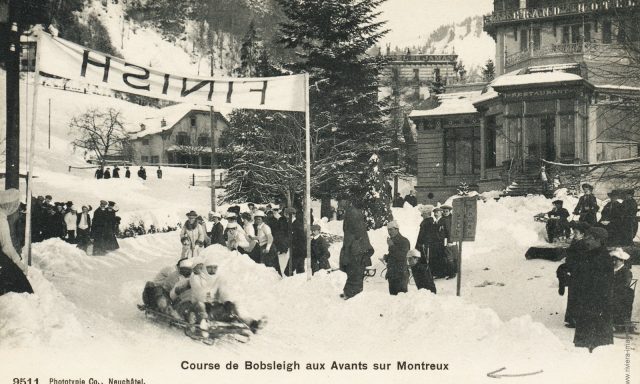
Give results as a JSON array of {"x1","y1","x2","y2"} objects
[{"x1": 1, "y1": 59, "x2": 638, "y2": 384}]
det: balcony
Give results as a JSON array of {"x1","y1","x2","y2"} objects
[
  {"x1": 484, "y1": 0, "x2": 640, "y2": 33},
  {"x1": 505, "y1": 42, "x2": 620, "y2": 69}
]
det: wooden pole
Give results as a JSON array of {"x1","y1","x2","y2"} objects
[
  {"x1": 304, "y1": 73, "x2": 312, "y2": 280},
  {"x1": 209, "y1": 106, "x2": 217, "y2": 212},
  {"x1": 5, "y1": 2, "x2": 20, "y2": 190},
  {"x1": 25, "y1": 29, "x2": 43, "y2": 266}
]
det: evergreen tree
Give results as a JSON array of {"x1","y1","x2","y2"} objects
[
  {"x1": 483, "y1": 59, "x2": 496, "y2": 82},
  {"x1": 361, "y1": 154, "x2": 393, "y2": 230},
  {"x1": 277, "y1": 0, "x2": 393, "y2": 203},
  {"x1": 238, "y1": 20, "x2": 260, "y2": 77}
]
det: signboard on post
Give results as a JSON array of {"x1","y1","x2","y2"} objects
[{"x1": 451, "y1": 196, "x2": 478, "y2": 296}]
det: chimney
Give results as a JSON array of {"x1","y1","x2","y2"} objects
[{"x1": 161, "y1": 118, "x2": 166, "y2": 127}]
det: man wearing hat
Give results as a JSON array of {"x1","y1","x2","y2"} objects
[
  {"x1": 610, "y1": 248, "x2": 634, "y2": 331},
  {"x1": 286, "y1": 210, "x2": 306, "y2": 276},
  {"x1": 382, "y1": 221, "x2": 410, "y2": 295},
  {"x1": 557, "y1": 221, "x2": 590, "y2": 328},
  {"x1": 76, "y1": 205, "x2": 92, "y2": 252},
  {"x1": 206, "y1": 211, "x2": 225, "y2": 246},
  {"x1": 546, "y1": 200, "x2": 570, "y2": 243},
  {"x1": 91, "y1": 200, "x2": 116, "y2": 255},
  {"x1": 571, "y1": 225, "x2": 613, "y2": 352},
  {"x1": 339, "y1": 200, "x2": 374, "y2": 299},
  {"x1": 180, "y1": 211, "x2": 206, "y2": 258},
  {"x1": 573, "y1": 183, "x2": 599, "y2": 225},
  {"x1": 64, "y1": 205, "x2": 78, "y2": 243},
  {"x1": 440, "y1": 204, "x2": 453, "y2": 245}
]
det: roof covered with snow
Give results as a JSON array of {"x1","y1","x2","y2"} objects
[
  {"x1": 491, "y1": 71, "x2": 583, "y2": 89},
  {"x1": 409, "y1": 91, "x2": 482, "y2": 118},
  {"x1": 129, "y1": 104, "x2": 229, "y2": 139}
]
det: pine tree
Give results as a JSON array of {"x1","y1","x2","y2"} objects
[
  {"x1": 483, "y1": 59, "x2": 496, "y2": 82},
  {"x1": 361, "y1": 154, "x2": 393, "y2": 230},
  {"x1": 238, "y1": 21, "x2": 260, "y2": 77},
  {"x1": 277, "y1": 0, "x2": 393, "y2": 202}
]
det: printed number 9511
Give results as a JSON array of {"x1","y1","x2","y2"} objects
[{"x1": 13, "y1": 379, "x2": 38, "y2": 384}]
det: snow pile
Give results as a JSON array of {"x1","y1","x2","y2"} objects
[{"x1": 0, "y1": 269, "x2": 85, "y2": 347}]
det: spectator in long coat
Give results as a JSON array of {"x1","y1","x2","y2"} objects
[
  {"x1": 600, "y1": 191, "x2": 625, "y2": 246},
  {"x1": 104, "y1": 202, "x2": 120, "y2": 251},
  {"x1": 125, "y1": 167, "x2": 131, "y2": 178},
  {"x1": 64, "y1": 206, "x2": 78, "y2": 243},
  {"x1": 91, "y1": 200, "x2": 117, "y2": 255},
  {"x1": 112, "y1": 166, "x2": 120, "y2": 178},
  {"x1": 339, "y1": 200, "x2": 373, "y2": 299},
  {"x1": 138, "y1": 166, "x2": 147, "y2": 180},
  {"x1": 440, "y1": 205, "x2": 453, "y2": 244},
  {"x1": 428, "y1": 207, "x2": 449, "y2": 278},
  {"x1": 0, "y1": 189, "x2": 33, "y2": 296},
  {"x1": 180, "y1": 210, "x2": 206, "y2": 258},
  {"x1": 573, "y1": 183, "x2": 599, "y2": 225},
  {"x1": 572, "y1": 226, "x2": 613, "y2": 352},
  {"x1": 621, "y1": 189, "x2": 638, "y2": 245},
  {"x1": 103, "y1": 168, "x2": 111, "y2": 179},
  {"x1": 206, "y1": 211, "x2": 225, "y2": 246},
  {"x1": 286, "y1": 210, "x2": 306, "y2": 276},
  {"x1": 310, "y1": 224, "x2": 330, "y2": 273},
  {"x1": 95, "y1": 167, "x2": 104, "y2": 179},
  {"x1": 382, "y1": 221, "x2": 410, "y2": 295},
  {"x1": 557, "y1": 221, "x2": 590, "y2": 328},
  {"x1": 157, "y1": 167, "x2": 163, "y2": 179},
  {"x1": 610, "y1": 248, "x2": 634, "y2": 330},
  {"x1": 273, "y1": 207, "x2": 289, "y2": 254},
  {"x1": 76, "y1": 205, "x2": 92, "y2": 252}
]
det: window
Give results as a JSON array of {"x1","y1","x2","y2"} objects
[
  {"x1": 151, "y1": 156, "x2": 160, "y2": 164},
  {"x1": 190, "y1": 116, "x2": 197, "y2": 127},
  {"x1": 444, "y1": 127, "x2": 480, "y2": 175},
  {"x1": 571, "y1": 25, "x2": 581, "y2": 44},
  {"x1": 603, "y1": 21, "x2": 612, "y2": 43},
  {"x1": 532, "y1": 28, "x2": 541, "y2": 50},
  {"x1": 520, "y1": 29, "x2": 528, "y2": 52},
  {"x1": 142, "y1": 138, "x2": 150, "y2": 146},
  {"x1": 559, "y1": 115, "x2": 575, "y2": 158},
  {"x1": 176, "y1": 132, "x2": 190, "y2": 145},
  {"x1": 141, "y1": 156, "x2": 149, "y2": 163},
  {"x1": 198, "y1": 135, "x2": 211, "y2": 146},
  {"x1": 584, "y1": 23, "x2": 591, "y2": 43},
  {"x1": 562, "y1": 26, "x2": 570, "y2": 44},
  {"x1": 485, "y1": 116, "x2": 497, "y2": 168}
]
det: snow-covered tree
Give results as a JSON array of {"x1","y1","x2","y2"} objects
[
  {"x1": 277, "y1": 0, "x2": 395, "y2": 202},
  {"x1": 457, "y1": 181, "x2": 470, "y2": 196},
  {"x1": 483, "y1": 59, "x2": 496, "y2": 82},
  {"x1": 360, "y1": 154, "x2": 393, "y2": 230}
]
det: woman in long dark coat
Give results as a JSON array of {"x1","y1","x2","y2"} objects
[
  {"x1": 339, "y1": 201, "x2": 373, "y2": 299},
  {"x1": 0, "y1": 189, "x2": 33, "y2": 295},
  {"x1": 573, "y1": 183, "x2": 599, "y2": 225},
  {"x1": 572, "y1": 227, "x2": 614, "y2": 352},
  {"x1": 557, "y1": 221, "x2": 590, "y2": 328}
]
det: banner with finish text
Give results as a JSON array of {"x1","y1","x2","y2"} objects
[{"x1": 37, "y1": 32, "x2": 306, "y2": 112}]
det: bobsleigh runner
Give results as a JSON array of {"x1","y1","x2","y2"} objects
[{"x1": 137, "y1": 304, "x2": 256, "y2": 345}]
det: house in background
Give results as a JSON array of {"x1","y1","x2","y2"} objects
[
  {"x1": 129, "y1": 104, "x2": 229, "y2": 168},
  {"x1": 411, "y1": 0, "x2": 640, "y2": 203}
]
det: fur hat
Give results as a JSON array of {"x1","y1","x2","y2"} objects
[
  {"x1": 418, "y1": 204, "x2": 435, "y2": 213},
  {"x1": 186, "y1": 210, "x2": 198, "y2": 218},
  {"x1": 581, "y1": 183, "x2": 594, "y2": 191},
  {"x1": 552, "y1": 200, "x2": 564, "y2": 206},
  {"x1": 407, "y1": 249, "x2": 421, "y2": 258}
]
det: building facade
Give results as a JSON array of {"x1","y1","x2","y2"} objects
[
  {"x1": 129, "y1": 104, "x2": 229, "y2": 168},
  {"x1": 411, "y1": 0, "x2": 640, "y2": 203}
]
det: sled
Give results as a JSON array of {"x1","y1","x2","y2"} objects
[
  {"x1": 525, "y1": 244, "x2": 569, "y2": 262},
  {"x1": 137, "y1": 304, "x2": 252, "y2": 345}
]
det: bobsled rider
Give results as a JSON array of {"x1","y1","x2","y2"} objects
[
  {"x1": 173, "y1": 255, "x2": 263, "y2": 333},
  {"x1": 142, "y1": 258, "x2": 193, "y2": 319}
]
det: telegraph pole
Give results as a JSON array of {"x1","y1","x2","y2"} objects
[{"x1": 4, "y1": 0, "x2": 21, "y2": 189}]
